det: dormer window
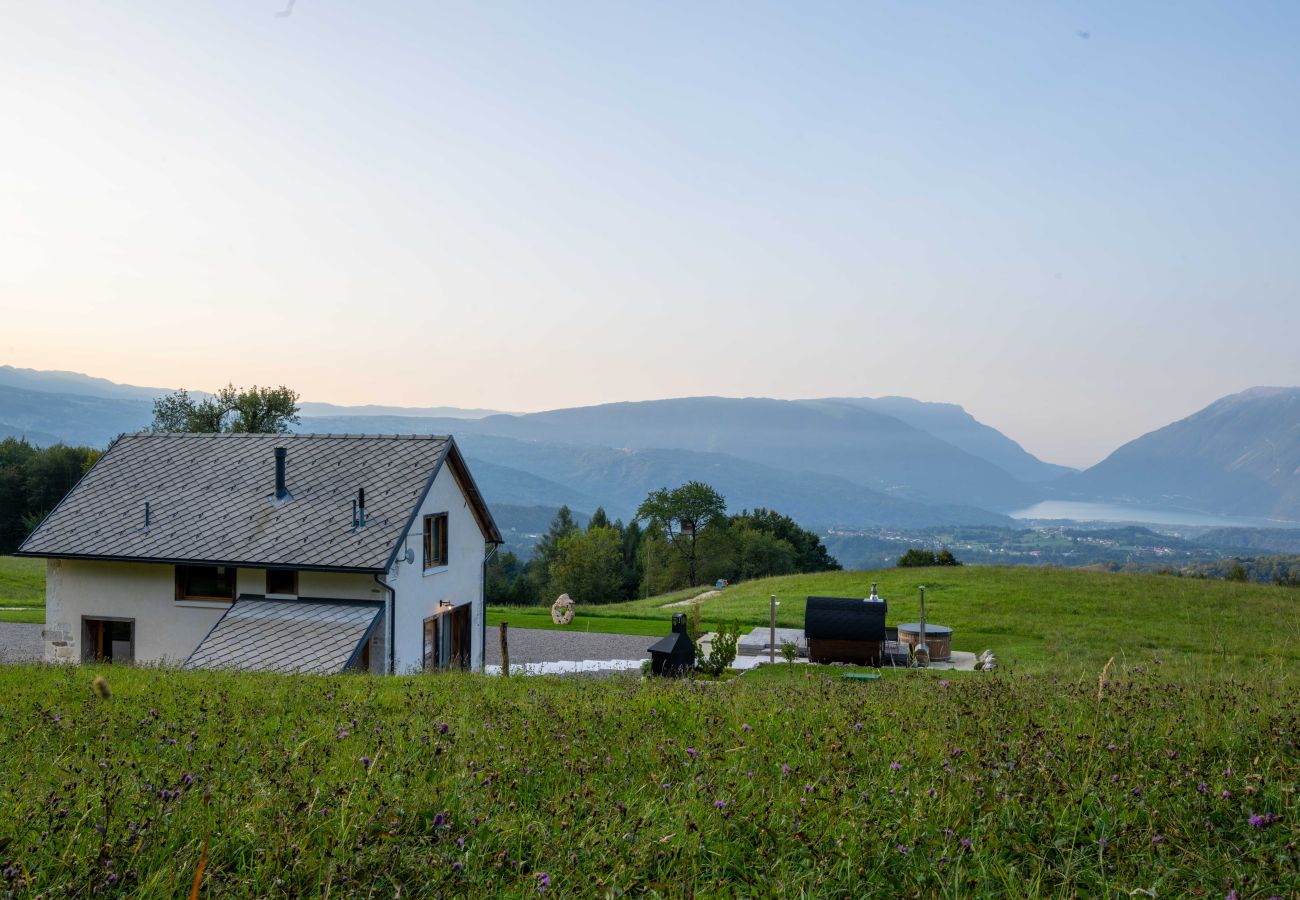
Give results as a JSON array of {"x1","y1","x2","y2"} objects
[
  {"x1": 266, "y1": 569, "x2": 298, "y2": 596},
  {"x1": 423, "y1": 513, "x2": 449, "y2": 570},
  {"x1": 176, "y1": 565, "x2": 236, "y2": 603}
]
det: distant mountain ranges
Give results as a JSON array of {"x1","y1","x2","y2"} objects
[
  {"x1": 1058, "y1": 387, "x2": 1300, "y2": 524},
  {"x1": 3, "y1": 366, "x2": 1299, "y2": 543}
]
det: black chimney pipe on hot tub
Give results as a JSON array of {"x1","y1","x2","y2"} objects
[{"x1": 274, "y1": 447, "x2": 288, "y2": 500}]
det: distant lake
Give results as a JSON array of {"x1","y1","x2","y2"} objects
[{"x1": 1008, "y1": 501, "x2": 1289, "y2": 529}]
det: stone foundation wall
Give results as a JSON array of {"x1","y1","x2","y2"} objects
[{"x1": 43, "y1": 622, "x2": 76, "y2": 662}]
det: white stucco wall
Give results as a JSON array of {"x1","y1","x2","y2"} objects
[
  {"x1": 45, "y1": 559, "x2": 225, "y2": 665},
  {"x1": 383, "y1": 461, "x2": 488, "y2": 673},
  {"x1": 44, "y1": 559, "x2": 381, "y2": 665}
]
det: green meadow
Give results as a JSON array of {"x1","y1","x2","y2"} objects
[
  {"x1": 0, "y1": 555, "x2": 44, "y2": 624},
  {"x1": 1, "y1": 560, "x2": 1296, "y2": 895},
  {"x1": 0, "y1": 659, "x2": 1294, "y2": 897},
  {"x1": 492, "y1": 566, "x2": 1300, "y2": 673}
]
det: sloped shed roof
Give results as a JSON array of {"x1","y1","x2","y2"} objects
[
  {"x1": 185, "y1": 596, "x2": 384, "y2": 673},
  {"x1": 18, "y1": 432, "x2": 500, "y2": 571}
]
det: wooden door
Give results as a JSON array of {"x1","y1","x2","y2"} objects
[
  {"x1": 423, "y1": 615, "x2": 439, "y2": 670},
  {"x1": 449, "y1": 605, "x2": 471, "y2": 670}
]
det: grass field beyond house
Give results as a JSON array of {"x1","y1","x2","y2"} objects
[
  {"x1": 0, "y1": 555, "x2": 44, "y2": 623},
  {"x1": 493, "y1": 566, "x2": 1300, "y2": 674},
  {"x1": 11, "y1": 556, "x2": 1296, "y2": 673}
]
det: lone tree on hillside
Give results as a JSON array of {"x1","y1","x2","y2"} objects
[
  {"x1": 150, "y1": 384, "x2": 301, "y2": 434},
  {"x1": 636, "y1": 481, "x2": 727, "y2": 587}
]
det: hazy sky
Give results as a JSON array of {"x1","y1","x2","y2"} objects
[{"x1": 2, "y1": 2, "x2": 1297, "y2": 467}]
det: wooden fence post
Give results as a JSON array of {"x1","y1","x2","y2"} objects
[
  {"x1": 769, "y1": 595, "x2": 777, "y2": 664},
  {"x1": 499, "y1": 621, "x2": 509, "y2": 677}
]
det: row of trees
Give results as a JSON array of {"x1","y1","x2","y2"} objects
[
  {"x1": 896, "y1": 547, "x2": 963, "y2": 568},
  {"x1": 0, "y1": 439, "x2": 101, "y2": 553},
  {"x1": 488, "y1": 482, "x2": 841, "y2": 605}
]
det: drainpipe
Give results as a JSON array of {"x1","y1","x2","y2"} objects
[
  {"x1": 373, "y1": 573, "x2": 395, "y2": 675},
  {"x1": 481, "y1": 543, "x2": 498, "y2": 673}
]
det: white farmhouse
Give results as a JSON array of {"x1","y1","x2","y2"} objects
[{"x1": 16, "y1": 432, "x2": 502, "y2": 674}]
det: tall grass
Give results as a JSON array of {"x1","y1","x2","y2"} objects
[{"x1": 0, "y1": 661, "x2": 1293, "y2": 897}]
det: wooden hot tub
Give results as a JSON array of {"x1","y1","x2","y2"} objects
[{"x1": 896, "y1": 623, "x2": 953, "y2": 662}]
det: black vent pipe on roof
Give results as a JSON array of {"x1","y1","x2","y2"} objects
[
  {"x1": 274, "y1": 447, "x2": 288, "y2": 500},
  {"x1": 358, "y1": 488, "x2": 366, "y2": 526}
]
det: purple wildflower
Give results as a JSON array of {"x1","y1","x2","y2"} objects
[
  {"x1": 452, "y1": 861, "x2": 462, "y2": 872},
  {"x1": 1152, "y1": 834, "x2": 1163, "y2": 845},
  {"x1": 781, "y1": 763, "x2": 791, "y2": 775},
  {"x1": 1221, "y1": 790, "x2": 1231, "y2": 799},
  {"x1": 685, "y1": 747, "x2": 697, "y2": 759},
  {"x1": 890, "y1": 761, "x2": 901, "y2": 771},
  {"x1": 741, "y1": 723, "x2": 752, "y2": 731},
  {"x1": 360, "y1": 756, "x2": 372, "y2": 769},
  {"x1": 1248, "y1": 812, "x2": 1279, "y2": 829},
  {"x1": 940, "y1": 679, "x2": 950, "y2": 687},
  {"x1": 897, "y1": 845, "x2": 910, "y2": 854},
  {"x1": 714, "y1": 800, "x2": 726, "y2": 809},
  {"x1": 960, "y1": 838, "x2": 972, "y2": 850},
  {"x1": 536, "y1": 871, "x2": 551, "y2": 892},
  {"x1": 433, "y1": 812, "x2": 445, "y2": 828}
]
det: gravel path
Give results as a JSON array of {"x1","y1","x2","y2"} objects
[
  {"x1": 0, "y1": 623, "x2": 43, "y2": 663},
  {"x1": 484, "y1": 627, "x2": 652, "y2": 666}
]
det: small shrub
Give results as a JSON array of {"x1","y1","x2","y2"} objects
[
  {"x1": 780, "y1": 639, "x2": 799, "y2": 664},
  {"x1": 699, "y1": 621, "x2": 740, "y2": 676}
]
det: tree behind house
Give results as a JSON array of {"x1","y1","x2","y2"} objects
[
  {"x1": 636, "y1": 482, "x2": 727, "y2": 587},
  {"x1": 547, "y1": 525, "x2": 625, "y2": 603},
  {"x1": 0, "y1": 438, "x2": 101, "y2": 553},
  {"x1": 150, "y1": 384, "x2": 300, "y2": 434}
]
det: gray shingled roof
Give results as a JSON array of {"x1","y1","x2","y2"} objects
[
  {"x1": 186, "y1": 596, "x2": 383, "y2": 674},
  {"x1": 18, "y1": 432, "x2": 458, "y2": 571}
]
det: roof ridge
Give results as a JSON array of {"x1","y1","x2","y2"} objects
[{"x1": 122, "y1": 432, "x2": 452, "y2": 440}]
